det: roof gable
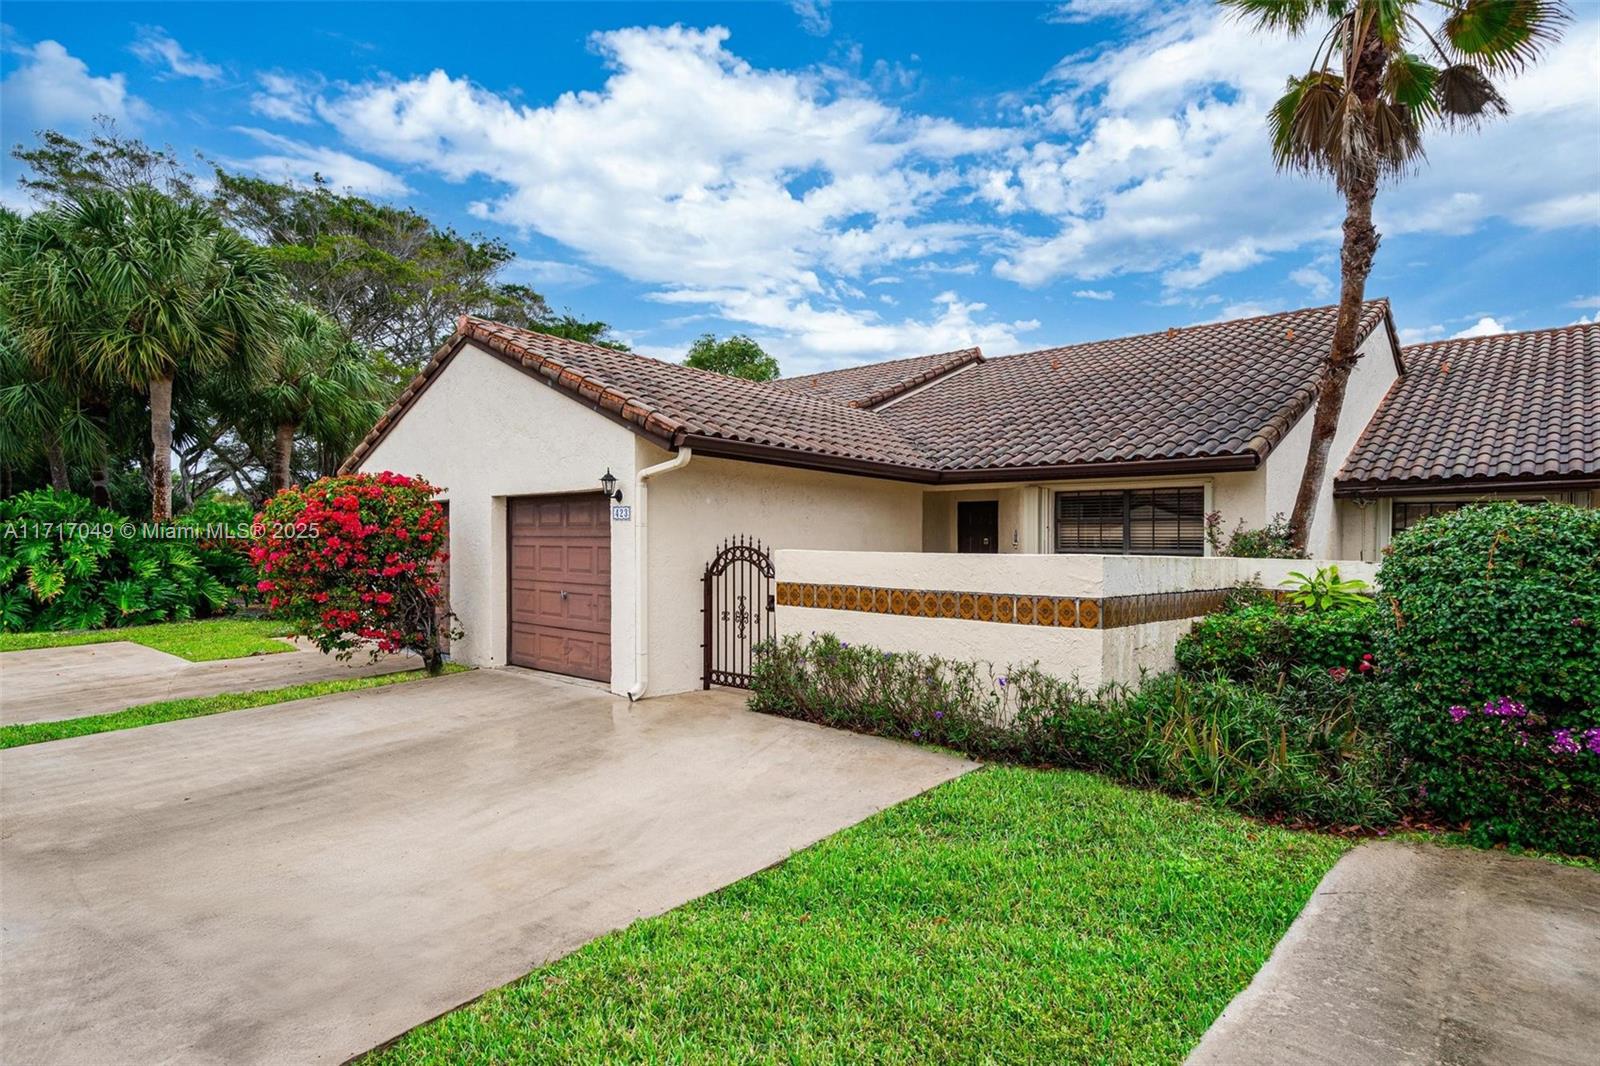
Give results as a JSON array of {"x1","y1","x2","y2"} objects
[{"x1": 772, "y1": 348, "x2": 983, "y2": 408}]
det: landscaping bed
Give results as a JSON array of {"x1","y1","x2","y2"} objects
[{"x1": 366, "y1": 766, "x2": 1349, "y2": 1065}]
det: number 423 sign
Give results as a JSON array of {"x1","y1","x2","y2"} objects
[{"x1": 611, "y1": 505, "x2": 632, "y2": 521}]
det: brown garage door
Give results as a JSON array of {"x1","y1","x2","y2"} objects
[{"x1": 508, "y1": 494, "x2": 611, "y2": 681}]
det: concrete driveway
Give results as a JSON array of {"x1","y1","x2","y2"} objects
[
  {"x1": 0, "y1": 669, "x2": 969, "y2": 1065},
  {"x1": 1189, "y1": 840, "x2": 1600, "y2": 1066},
  {"x1": 1, "y1": 638, "x2": 418, "y2": 724}
]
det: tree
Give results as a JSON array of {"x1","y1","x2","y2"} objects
[
  {"x1": 2, "y1": 189, "x2": 285, "y2": 521},
  {"x1": 11, "y1": 118, "x2": 199, "y2": 204},
  {"x1": 684, "y1": 333, "x2": 780, "y2": 381},
  {"x1": 210, "y1": 171, "x2": 627, "y2": 377},
  {"x1": 244, "y1": 303, "x2": 387, "y2": 493},
  {"x1": 253, "y1": 472, "x2": 456, "y2": 674},
  {"x1": 1222, "y1": 0, "x2": 1568, "y2": 550}
]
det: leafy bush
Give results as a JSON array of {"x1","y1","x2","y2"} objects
[
  {"x1": 1176, "y1": 596, "x2": 1382, "y2": 682},
  {"x1": 1285, "y1": 565, "x2": 1370, "y2": 611},
  {"x1": 1378, "y1": 502, "x2": 1600, "y2": 854},
  {"x1": 0, "y1": 488, "x2": 231, "y2": 631},
  {"x1": 751, "y1": 633, "x2": 1405, "y2": 827},
  {"x1": 252, "y1": 472, "x2": 456, "y2": 674},
  {"x1": 1204, "y1": 511, "x2": 1304, "y2": 558},
  {"x1": 176, "y1": 493, "x2": 257, "y2": 596}
]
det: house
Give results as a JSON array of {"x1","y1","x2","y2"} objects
[
  {"x1": 1333, "y1": 323, "x2": 1598, "y2": 558},
  {"x1": 343, "y1": 306, "x2": 1595, "y2": 697}
]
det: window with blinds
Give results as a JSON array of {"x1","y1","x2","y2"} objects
[
  {"x1": 1391, "y1": 498, "x2": 1550, "y2": 536},
  {"x1": 1054, "y1": 488, "x2": 1205, "y2": 556}
]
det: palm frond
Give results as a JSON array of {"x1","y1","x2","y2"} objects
[
  {"x1": 1384, "y1": 52, "x2": 1442, "y2": 116},
  {"x1": 1219, "y1": 0, "x2": 1350, "y2": 36},
  {"x1": 1442, "y1": 0, "x2": 1570, "y2": 73},
  {"x1": 1434, "y1": 62, "x2": 1512, "y2": 125}
]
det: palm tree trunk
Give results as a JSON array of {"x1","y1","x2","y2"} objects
[
  {"x1": 1287, "y1": 33, "x2": 1387, "y2": 553},
  {"x1": 89, "y1": 461, "x2": 112, "y2": 506},
  {"x1": 149, "y1": 374, "x2": 175, "y2": 522},
  {"x1": 44, "y1": 437, "x2": 70, "y2": 491},
  {"x1": 272, "y1": 422, "x2": 297, "y2": 494}
]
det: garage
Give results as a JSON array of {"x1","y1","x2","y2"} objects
[{"x1": 508, "y1": 494, "x2": 611, "y2": 681}]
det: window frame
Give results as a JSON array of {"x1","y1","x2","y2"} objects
[{"x1": 1052, "y1": 486, "x2": 1206, "y2": 557}]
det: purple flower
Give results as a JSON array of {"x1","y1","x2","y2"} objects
[
  {"x1": 1585, "y1": 728, "x2": 1600, "y2": 756},
  {"x1": 1448, "y1": 705, "x2": 1470, "y2": 723},
  {"x1": 911, "y1": 729, "x2": 923, "y2": 739},
  {"x1": 1549, "y1": 729, "x2": 1581, "y2": 756},
  {"x1": 1483, "y1": 697, "x2": 1527, "y2": 718},
  {"x1": 934, "y1": 711, "x2": 944, "y2": 720},
  {"x1": 997, "y1": 676, "x2": 1008, "y2": 688}
]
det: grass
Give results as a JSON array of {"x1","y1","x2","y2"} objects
[
  {"x1": 366, "y1": 766, "x2": 1350, "y2": 1065},
  {"x1": 0, "y1": 663, "x2": 468, "y2": 749},
  {"x1": 0, "y1": 617, "x2": 296, "y2": 661}
]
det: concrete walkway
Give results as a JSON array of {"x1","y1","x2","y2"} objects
[
  {"x1": 0, "y1": 669, "x2": 969, "y2": 1065},
  {"x1": 1188, "y1": 840, "x2": 1600, "y2": 1066},
  {"x1": 0, "y1": 638, "x2": 417, "y2": 724}
]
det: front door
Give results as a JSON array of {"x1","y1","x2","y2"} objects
[
  {"x1": 507, "y1": 494, "x2": 611, "y2": 681},
  {"x1": 957, "y1": 500, "x2": 999, "y2": 553}
]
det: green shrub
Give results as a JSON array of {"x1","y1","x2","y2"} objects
[
  {"x1": 1378, "y1": 502, "x2": 1600, "y2": 854},
  {"x1": 1204, "y1": 511, "x2": 1304, "y2": 558},
  {"x1": 0, "y1": 489, "x2": 233, "y2": 631},
  {"x1": 177, "y1": 493, "x2": 257, "y2": 595},
  {"x1": 1176, "y1": 597, "x2": 1381, "y2": 682},
  {"x1": 751, "y1": 633, "x2": 1405, "y2": 827}
]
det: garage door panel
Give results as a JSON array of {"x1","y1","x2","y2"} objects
[{"x1": 508, "y1": 495, "x2": 612, "y2": 682}]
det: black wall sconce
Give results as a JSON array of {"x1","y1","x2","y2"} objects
[{"x1": 599, "y1": 468, "x2": 623, "y2": 503}]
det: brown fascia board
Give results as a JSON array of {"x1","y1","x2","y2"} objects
[
  {"x1": 677, "y1": 432, "x2": 1260, "y2": 485},
  {"x1": 1333, "y1": 473, "x2": 1600, "y2": 499}
]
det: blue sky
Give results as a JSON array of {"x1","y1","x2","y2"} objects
[{"x1": 3, "y1": 1, "x2": 1597, "y2": 373}]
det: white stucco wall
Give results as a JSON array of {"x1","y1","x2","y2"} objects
[
  {"x1": 645, "y1": 453, "x2": 923, "y2": 695},
  {"x1": 1263, "y1": 326, "x2": 1401, "y2": 557},
  {"x1": 775, "y1": 549, "x2": 1377, "y2": 688},
  {"x1": 356, "y1": 342, "x2": 642, "y2": 678}
]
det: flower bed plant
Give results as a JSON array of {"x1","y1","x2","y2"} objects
[
  {"x1": 252, "y1": 472, "x2": 457, "y2": 674},
  {"x1": 1175, "y1": 592, "x2": 1381, "y2": 683},
  {"x1": 1379, "y1": 502, "x2": 1600, "y2": 854},
  {"x1": 751, "y1": 633, "x2": 1405, "y2": 827}
]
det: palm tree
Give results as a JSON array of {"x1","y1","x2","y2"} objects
[
  {"x1": 1221, "y1": 0, "x2": 1568, "y2": 549},
  {"x1": 3, "y1": 188, "x2": 284, "y2": 520},
  {"x1": 248, "y1": 302, "x2": 387, "y2": 493},
  {"x1": 0, "y1": 323, "x2": 108, "y2": 490}
]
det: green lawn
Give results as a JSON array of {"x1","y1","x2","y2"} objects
[
  {"x1": 367, "y1": 766, "x2": 1350, "y2": 1065},
  {"x1": 0, "y1": 618, "x2": 296, "y2": 661},
  {"x1": 0, "y1": 664, "x2": 468, "y2": 749}
]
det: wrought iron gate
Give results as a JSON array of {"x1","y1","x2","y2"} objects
[{"x1": 702, "y1": 535, "x2": 776, "y2": 689}]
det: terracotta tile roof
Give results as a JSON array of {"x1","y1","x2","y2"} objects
[
  {"x1": 341, "y1": 317, "x2": 929, "y2": 475},
  {"x1": 1335, "y1": 322, "x2": 1599, "y2": 494},
  {"x1": 877, "y1": 301, "x2": 1395, "y2": 473},
  {"x1": 345, "y1": 302, "x2": 1400, "y2": 483},
  {"x1": 773, "y1": 347, "x2": 983, "y2": 408}
]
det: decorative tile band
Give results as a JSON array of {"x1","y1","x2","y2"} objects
[{"x1": 775, "y1": 582, "x2": 1238, "y2": 630}]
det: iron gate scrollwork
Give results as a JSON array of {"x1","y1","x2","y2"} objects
[{"x1": 702, "y1": 535, "x2": 776, "y2": 689}]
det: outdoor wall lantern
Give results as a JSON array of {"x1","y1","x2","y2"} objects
[{"x1": 599, "y1": 468, "x2": 623, "y2": 503}]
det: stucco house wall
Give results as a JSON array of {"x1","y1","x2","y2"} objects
[
  {"x1": 355, "y1": 341, "x2": 643, "y2": 676},
  {"x1": 641, "y1": 452, "x2": 923, "y2": 695},
  {"x1": 1261, "y1": 325, "x2": 1400, "y2": 558}
]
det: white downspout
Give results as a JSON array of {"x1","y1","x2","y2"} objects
[{"x1": 626, "y1": 446, "x2": 693, "y2": 701}]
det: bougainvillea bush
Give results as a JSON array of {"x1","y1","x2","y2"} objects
[
  {"x1": 1379, "y1": 503, "x2": 1600, "y2": 854},
  {"x1": 252, "y1": 472, "x2": 456, "y2": 674}
]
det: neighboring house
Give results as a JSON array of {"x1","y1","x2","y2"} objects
[
  {"x1": 344, "y1": 306, "x2": 1593, "y2": 697},
  {"x1": 1333, "y1": 323, "x2": 1598, "y2": 559}
]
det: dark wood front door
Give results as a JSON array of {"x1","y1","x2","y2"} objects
[
  {"x1": 957, "y1": 500, "x2": 999, "y2": 554},
  {"x1": 508, "y1": 494, "x2": 611, "y2": 681}
]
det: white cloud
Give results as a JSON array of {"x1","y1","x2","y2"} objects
[
  {"x1": 130, "y1": 27, "x2": 222, "y2": 82},
  {"x1": 1569, "y1": 295, "x2": 1600, "y2": 309},
  {"x1": 319, "y1": 24, "x2": 1019, "y2": 361},
  {"x1": 994, "y1": 3, "x2": 1600, "y2": 293},
  {"x1": 1073, "y1": 288, "x2": 1114, "y2": 300},
  {"x1": 1398, "y1": 324, "x2": 1447, "y2": 345},
  {"x1": 1453, "y1": 316, "x2": 1508, "y2": 339},
  {"x1": 225, "y1": 128, "x2": 408, "y2": 196},
  {"x1": 1288, "y1": 265, "x2": 1333, "y2": 300},
  {"x1": 504, "y1": 257, "x2": 597, "y2": 287},
  {"x1": 0, "y1": 40, "x2": 149, "y2": 133},
  {"x1": 790, "y1": 0, "x2": 831, "y2": 36},
  {"x1": 1045, "y1": 0, "x2": 1161, "y2": 24},
  {"x1": 250, "y1": 72, "x2": 320, "y2": 125}
]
